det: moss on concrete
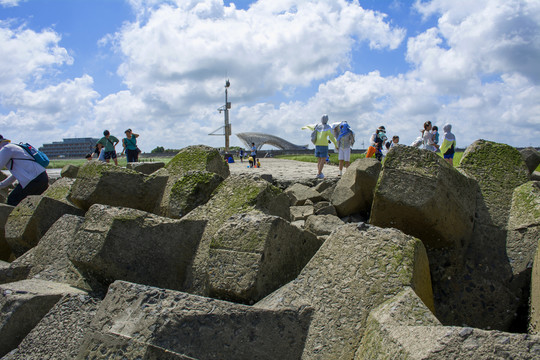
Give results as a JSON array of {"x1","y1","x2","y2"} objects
[
  {"x1": 77, "y1": 161, "x2": 138, "y2": 179},
  {"x1": 166, "y1": 145, "x2": 222, "y2": 176},
  {"x1": 458, "y1": 140, "x2": 530, "y2": 226},
  {"x1": 510, "y1": 181, "x2": 540, "y2": 225},
  {"x1": 170, "y1": 171, "x2": 216, "y2": 201}
]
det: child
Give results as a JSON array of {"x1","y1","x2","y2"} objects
[
  {"x1": 375, "y1": 132, "x2": 387, "y2": 161},
  {"x1": 432, "y1": 126, "x2": 440, "y2": 151},
  {"x1": 256, "y1": 159, "x2": 261, "y2": 168},
  {"x1": 248, "y1": 156, "x2": 254, "y2": 168}
]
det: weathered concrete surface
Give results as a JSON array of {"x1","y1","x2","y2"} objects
[
  {"x1": 313, "y1": 201, "x2": 337, "y2": 215},
  {"x1": 8, "y1": 214, "x2": 90, "y2": 290},
  {"x1": 3, "y1": 294, "x2": 100, "y2": 360},
  {"x1": 154, "y1": 145, "x2": 230, "y2": 218},
  {"x1": 69, "y1": 204, "x2": 206, "y2": 292},
  {"x1": 331, "y1": 158, "x2": 381, "y2": 217},
  {"x1": 41, "y1": 176, "x2": 78, "y2": 206},
  {"x1": 77, "y1": 332, "x2": 192, "y2": 359},
  {"x1": 69, "y1": 161, "x2": 168, "y2": 212},
  {"x1": 77, "y1": 280, "x2": 313, "y2": 360},
  {"x1": 60, "y1": 164, "x2": 80, "y2": 178},
  {"x1": 182, "y1": 174, "x2": 290, "y2": 296},
  {"x1": 304, "y1": 214, "x2": 344, "y2": 236},
  {"x1": 255, "y1": 224, "x2": 433, "y2": 360},
  {"x1": 4, "y1": 195, "x2": 85, "y2": 257},
  {"x1": 155, "y1": 170, "x2": 224, "y2": 218},
  {"x1": 356, "y1": 287, "x2": 540, "y2": 360},
  {"x1": 506, "y1": 181, "x2": 540, "y2": 289},
  {"x1": 0, "y1": 204, "x2": 14, "y2": 261},
  {"x1": 531, "y1": 239, "x2": 540, "y2": 335},
  {"x1": 285, "y1": 183, "x2": 324, "y2": 205},
  {"x1": 458, "y1": 140, "x2": 530, "y2": 229},
  {"x1": 208, "y1": 212, "x2": 322, "y2": 304},
  {"x1": 370, "y1": 146, "x2": 477, "y2": 249},
  {"x1": 165, "y1": 145, "x2": 230, "y2": 179},
  {"x1": 290, "y1": 205, "x2": 314, "y2": 221},
  {"x1": 126, "y1": 161, "x2": 165, "y2": 174},
  {"x1": 0, "y1": 260, "x2": 28, "y2": 285},
  {"x1": 0, "y1": 279, "x2": 86, "y2": 357},
  {"x1": 520, "y1": 147, "x2": 540, "y2": 174}
]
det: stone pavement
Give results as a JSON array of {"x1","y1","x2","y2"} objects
[
  {"x1": 16, "y1": 158, "x2": 341, "y2": 183},
  {"x1": 228, "y1": 157, "x2": 342, "y2": 182}
]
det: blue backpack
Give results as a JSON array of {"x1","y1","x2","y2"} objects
[{"x1": 15, "y1": 143, "x2": 50, "y2": 168}]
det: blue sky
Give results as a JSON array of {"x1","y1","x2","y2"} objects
[{"x1": 1, "y1": 0, "x2": 539, "y2": 152}]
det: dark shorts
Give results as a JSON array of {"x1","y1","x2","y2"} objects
[
  {"x1": 315, "y1": 146, "x2": 328, "y2": 158},
  {"x1": 7, "y1": 171, "x2": 49, "y2": 206},
  {"x1": 104, "y1": 151, "x2": 117, "y2": 160},
  {"x1": 443, "y1": 153, "x2": 454, "y2": 159}
]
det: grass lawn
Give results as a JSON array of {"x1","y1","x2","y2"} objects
[{"x1": 47, "y1": 156, "x2": 173, "y2": 169}]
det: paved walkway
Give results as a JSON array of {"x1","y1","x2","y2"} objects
[
  {"x1": 3, "y1": 158, "x2": 341, "y2": 183},
  {"x1": 228, "y1": 157, "x2": 341, "y2": 182}
]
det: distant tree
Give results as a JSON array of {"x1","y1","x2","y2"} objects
[{"x1": 151, "y1": 146, "x2": 165, "y2": 153}]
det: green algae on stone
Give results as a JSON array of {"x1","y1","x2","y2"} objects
[
  {"x1": 166, "y1": 145, "x2": 223, "y2": 176},
  {"x1": 510, "y1": 181, "x2": 540, "y2": 225},
  {"x1": 458, "y1": 140, "x2": 530, "y2": 228}
]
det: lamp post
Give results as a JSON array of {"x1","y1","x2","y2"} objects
[
  {"x1": 210, "y1": 79, "x2": 232, "y2": 154},
  {"x1": 224, "y1": 79, "x2": 231, "y2": 153}
]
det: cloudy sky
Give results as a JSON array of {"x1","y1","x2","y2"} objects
[{"x1": 1, "y1": 0, "x2": 539, "y2": 152}]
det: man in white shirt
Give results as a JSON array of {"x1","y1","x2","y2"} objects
[{"x1": 0, "y1": 135, "x2": 49, "y2": 206}]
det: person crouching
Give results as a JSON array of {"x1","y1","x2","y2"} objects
[{"x1": 0, "y1": 135, "x2": 49, "y2": 206}]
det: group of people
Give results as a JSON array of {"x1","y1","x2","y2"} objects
[
  {"x1": 309, "y1": 114, "x2": 356, "y2": 179},
  {"x1": 308, "y1": 115, "x2": 457, "y2": 179},
  {"x1": 90, "y1": 129, "x2": 140, "y2": 164},
  {"x1": 0, "y1": 128, "x2": 142, "y2": 207},
  {"x1": 238, "y1": 142, "x2": 260, "y2": 168},
  {"x1": 419, "y1": 121, "x2": 456, "y2": 166}
]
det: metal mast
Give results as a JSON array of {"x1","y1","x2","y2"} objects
[{"x1": 209, "y1": 79, "x2": 232, "y2": 153}]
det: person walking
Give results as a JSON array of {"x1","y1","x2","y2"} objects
[
  {"x1": 367, "y1": 126, "x2": 386, "y2": 161},
  {"x1": 336, "y1": 121, "x2": 355, "y2": 176},
  {"x1": 0, "y1": 135, "x2": 49, "y2": 206},
  {"x1": 313, "y1": 114, "x2": 337, "y2": 179},
  {"x1": 97, "y1": 130, "x2": 119, "y2": 165},
  {"x1": 440, "y1": 123, "x2": 456, "y2": 166},
  {"x1": 250, "y1": 143, "x2": 257, "y2": 167},
  {"x1": 121, "y1": 129, "x2": 140, "y2": 163}
]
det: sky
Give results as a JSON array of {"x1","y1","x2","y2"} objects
[{"x1": 1, "y1": 0, "x2": 539, "y2": 152}]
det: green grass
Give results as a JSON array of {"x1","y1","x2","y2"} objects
[
  {"x1": 277, "y1": 151, "x2": 465, "y2": 167},
  {"x1": 47, "y1": 156, "x2": 173, "y2": 169}
]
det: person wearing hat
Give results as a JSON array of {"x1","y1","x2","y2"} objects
[
  {"x1": 121, "y1": 129, "x2": 140, "y2": 163},
  {"x1": 312, "y1": 114, "x2": 338, "y2": 179},
  {"x1": 0, "y1": 135, "x2": 49, "y2": 206},
  {"x1": 366, "y1": 125, "x2": 387, "y2": 161},
  {"x1": 335, "y1": 121, "x2": 355, "y2": 176}
]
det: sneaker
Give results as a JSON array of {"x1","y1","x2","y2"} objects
[{"x1": 318, "y1": 173, "x2": 325, "y2": 179}]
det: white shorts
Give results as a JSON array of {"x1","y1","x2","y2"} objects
[{"x1": 338, "y1": 147, "x2": 351, "y2": 161}]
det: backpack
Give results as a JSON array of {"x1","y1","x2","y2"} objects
[
  {"x1": 311, "y1": 125, "x2": 319, "y2": 145},
  {"x1": 16, "y1": 143, "x2": 50, "y2": 168}
]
